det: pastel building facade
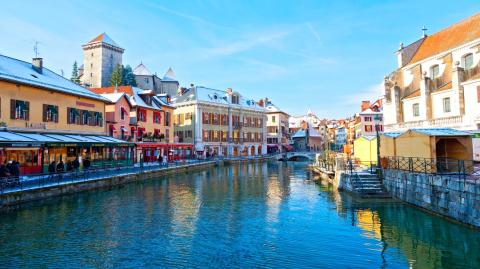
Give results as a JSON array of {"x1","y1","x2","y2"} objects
[{"x1": 171, "y1": 86, "x2": 267, "y2": 157}]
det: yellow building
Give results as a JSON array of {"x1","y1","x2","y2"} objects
[
  {"x1": 353, "y1": 136, "x2": 378, "y2": 164},
  {"x1": 0, "y1": 55, "x2": 134, "y2": 175}
]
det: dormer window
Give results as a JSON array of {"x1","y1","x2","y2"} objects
[
  {"x1": 231, "y1": 94, "x2": 239, "y2": 104},
  {"x1": 430, "y1": 65, "x2": 440, "y2": 78},
  {"x1": 463, "y1": 53, "x2": 474, "y2": 70}
]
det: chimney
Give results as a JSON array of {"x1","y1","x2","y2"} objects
[
  {"x1": 395, "y1": 42, "x2": 404, "y2": 68},
  {"x1": 32, "y1": 58, "x2": 43, "y2": 74},
  {"x1": 361, "y1": 101, "x2": 370, "y2": 112}
]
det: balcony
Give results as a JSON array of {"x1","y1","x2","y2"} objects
[
  {"x1": 463, "y1": 63, "x2": 480, "y2": 81},
  {"x1": 385, "y1": 115, "x2": 465, "y2": 130}
]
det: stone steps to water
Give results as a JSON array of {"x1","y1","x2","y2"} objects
[{"x1": 350, "y1": 173, "x2": 391, "y2": 198}]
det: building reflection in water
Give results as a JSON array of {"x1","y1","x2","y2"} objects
[{"x1": 317, "y1": 178, "x2": 480, "y2": 269}]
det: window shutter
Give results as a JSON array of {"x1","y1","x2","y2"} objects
[
  {"x1": 10, "y1": 99, "x2": 15, "y2": 119},
  {"x1": 67, "y1": 108, "x2": 71, "y2": 124},
  {"x1": 43, "y1": 104, "x2": 48, "y2": 122},
  {"x1": 25, "y1": 101, "x2": 30, "y2": 121},
  {"x1": 55, "y1": 106, "x2": 59, "y2": 123}
]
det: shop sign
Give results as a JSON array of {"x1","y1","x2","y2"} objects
[
  {"x1": 76, "y1": 101, "x2": 95, "y2": 108},
  {"x1": 3, "y1": 143, "x2": 43, "y2": 147}
]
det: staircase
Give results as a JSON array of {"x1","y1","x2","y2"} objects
[{"x1": 350, "y1": 172, "x2": 391, "y2": 198}]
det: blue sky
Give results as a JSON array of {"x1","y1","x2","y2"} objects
[{"x1": 1, "y1": 0, "x2": 479, "y2": 118}]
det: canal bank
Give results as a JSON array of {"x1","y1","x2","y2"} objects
[
  {"x1": 0, "y1": 156, "x2": 275, "y2": 211},
  {"x1": 0, "y1": 161, "x2": 478, "y2": 268}
]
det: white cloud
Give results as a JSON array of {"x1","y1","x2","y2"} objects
[
  {"x1": 203, "y1": 30, "x2": 290, "y2": 58},
  {"x1": 305, "y1": 22, "x2": 322, "y2": 44}
]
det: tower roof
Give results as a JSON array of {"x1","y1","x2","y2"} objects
[
  {"x1": 86, "y1": 32, "x2": 121, "y2": 48},
  {"x1": 133, "y1": 63, "x2": 152, "y2": 76},
  {"x1": 163, "y1": 67, "x2": 177, "y2": 81}
]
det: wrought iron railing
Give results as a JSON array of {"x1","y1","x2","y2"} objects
[{"x1": 381, "y1": 156, "x2": 480, "y2": 181}]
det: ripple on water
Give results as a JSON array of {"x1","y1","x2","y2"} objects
[{"x1": 0, "y1": 162, "x2": 479, "y2": 268}]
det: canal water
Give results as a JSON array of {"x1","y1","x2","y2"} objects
[{"x1": 0, "y1": 162, "x2": 479, "y2": 268}]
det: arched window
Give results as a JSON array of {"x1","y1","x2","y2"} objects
[
  {"x1": 463, "y1": 53, "x2": 474, "y2": 70},
  {"x1": 430, "y1": 65, "x2": 440, "y2": 78}
]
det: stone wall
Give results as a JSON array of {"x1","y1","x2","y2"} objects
[
  {"x1": 0, "y1": 162, "x2": 215, "y2": 210},
  {"x1": 383, "y1": 169, "x2": 480, "y2": 227}
]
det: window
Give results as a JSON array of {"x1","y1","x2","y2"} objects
[
  {"x1": 364, "y1": 116, "x2": 372, "y2": 122},
  {"x1": 412, "y1": 103, "x2": 420, "y2": 117},
  {"x1": 138, "y1": 109, "x2": 147, "y2": 122},
  {"x1": 463, "y1": 53, "x2": 474, "y2": 70},
  {"x1": 272, "y1": 116, "x2": 276, "y2": 123},
  {"x1": 145, "y1": 78, "x2": 149, "y2": 83},
  {"x1": 91, "y1": 53, "x2": 94, "y2": 57},
  {"x1": 477, "y1": 86, "x2": 480, "y2": 103},
  {"x1": 430, "y1": 65, "x2": 440, "y2": 78},
  {"x1": 153, "y1": 112, "x2": 161, "y2": 124},
  {"x1": 90, "y1": 73, "x2": 93, "y2": 77},
  {"x1": 10, "y1": 100, "x2": 29, "y2": 120},
  {"x1": 120, "y1": 108, "x2": 126, "y2": 120},
  {"x1": 81, "y1": 110, "x2": 90, "y2": 125},
  {"x1": 364, "y1": 125, "x2": 373, "y2": 132},
  {"x1": 443, "y1": 97, "x2": 451, "y2": 113},
  {"x1": 43, "y1": 104, "x2": 59, "y2": 122},
  {"x1": 165, "y1": 112, "x2": 170, "y2": 126},
  {"x1": 231, "y1": 95, "x2": 239, "y2": 104},
  {"x1": 68, "y1": 108, "x2": 79, "y2": 124},
  {"x1": 90, "y1": 63, "x2": 93, "y2": 68}
]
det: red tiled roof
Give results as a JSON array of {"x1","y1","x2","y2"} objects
[
  {"x1": 403, "y1": 90, "x2": 420, "y2": 99},
  {"x1": 409, "y1": 13, "x2": 480, "y2": 64},
  {"x1": 90, "y1": 86, "x2": 133, "y2": 95}
]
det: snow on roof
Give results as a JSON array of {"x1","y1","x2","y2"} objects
[
  {"x1": 0, "y1": 55, "x2": 108, "y2": 102},
  {"x1": 133, "y1": 63, "x2": 152, "y2": 76},
  {"x1": 359, "y1": 108, "x2": 382, "y2": 115},
  {"x1": 292, "y1": 129, "x2": 306, "y2": 138},
  {"x1": 100, "y1": 92, "x2": 125, "y2": 103},
  {"x1": 265, "y1": 101, "x2": 284, "y2": 113},
  {"x1": 163, "y1": 67, "x2": 177, "y2": 81},
  {"x1": 171, "y1": 86, "x2": 264, "y2": 110},
  {"x1": 410, "y1": 128, "x2": 472, "y2": 136},
  {"x1": 382, "y1": 132, "x2": 402, "y2": 138},
  {"x1": 87, "y1": 33, "x2": 120, "y2": 48},
  {"x1": 130, "y1": 87, "x2": 161, "y2": 110}
]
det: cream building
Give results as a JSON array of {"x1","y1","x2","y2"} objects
[
  {"x1": 171, "y1": 86, "x2": 267, "y2": 157},
  {"x1": 382, "y1": 13, "x2": 480, "y2": 160},
  {"x1": 259, "y1": 98, "x2": 290, "y2": 153},
  {"x1": 383, "y1": 13, "x2": 480, "y2": 132}
]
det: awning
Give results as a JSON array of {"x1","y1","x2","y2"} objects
[
  {"x1": 154, "y1": 129, "x2": 160, "y2": 135},
  {"x1": 109, "y1": 125, "x2": 117, "y2": 131},
  {"x1": 130, "y1": 126, "x2": 137, "y2": 131},
  {"x1": 121, "y1": 107, "x2": 128, "y2": 114}
]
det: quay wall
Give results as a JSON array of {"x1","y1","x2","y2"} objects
[
  {"x1": 383, "y1": 169, "x2": 480, "y2": 228},
  {"x1": 0, "y1": 161, "x2": 216, "y2": 210},
  {"x1": 0, "y1": 156, "x2": 275, "y2": 211}
]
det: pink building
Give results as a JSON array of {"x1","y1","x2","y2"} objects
[{"x1": 101, "y1": 93, "x2": 133, "y2": 140}]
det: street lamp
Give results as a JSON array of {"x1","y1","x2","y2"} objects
[{"x1": 374, "y1": 114, "x2": 381, "y2": 174}]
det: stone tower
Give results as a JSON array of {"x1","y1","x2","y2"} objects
[{"x1": 81, "y1": 33, "x2": 124, "y2": 88}]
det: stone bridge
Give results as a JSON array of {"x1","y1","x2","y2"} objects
[{"x1": 278, "y1": 152, "x2": 317, "y2": 161}]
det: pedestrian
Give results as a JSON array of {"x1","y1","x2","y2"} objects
[
  {"x1": 48, "y1": 161, "x2": 56, "y2": 173},
  {"x1": 72, "y1": 157, "x2": 80, "y2": 171},
  {"x1": 13, "y1": 161, "x2": 20, "y2": 183},
  {"x1": 158, "y1": 155, "x2": 163, "y2": 166},
  {"x1": 0, "y1": 161, "x2": 9, "y2": 178},
  {"x1": 56, "y1": 160, "x2": 65, "y2": 173},
  {"x1": 83, "y1": 157, "x2": 91, "y2": 170},
  {"x1": 66, "y1": 160, "x2": 73, "y2": 172}
]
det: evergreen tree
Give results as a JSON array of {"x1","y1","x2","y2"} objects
[
  {"x1": 122, "y1": 65, "x2": 137, "y2": 86},
  {"x1": 71, "y1": 61, "x2": 80, "y2": 84},
  {"x1": 109, "y1": 64, "x2": 123, "y2": 86}
]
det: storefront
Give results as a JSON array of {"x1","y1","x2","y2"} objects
[
  {"x1": 135, "y1": 142, "x2": 194, "y2": 163},
  {"x1": 0, "y1": 131, "x2": 134, "y2": 175}
]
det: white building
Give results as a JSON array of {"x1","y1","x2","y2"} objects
[
  {"x1": 171, "y1": 86, "x2": 267, "y2": 157},
  {"x1": 382, "y1": 13, "x2": 480, "y2": 159}
]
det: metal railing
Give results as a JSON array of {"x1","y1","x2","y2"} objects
[
  {"x1": 0, "y1": 159, "x2": 214, "y2": 195},
  {"x1": 381, "y1": 156, "x2": 480, "y2": 182}
]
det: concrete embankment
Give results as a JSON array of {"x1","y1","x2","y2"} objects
[{"x1": 383, "y1": 169, "x2": 480, "y2": 228}]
